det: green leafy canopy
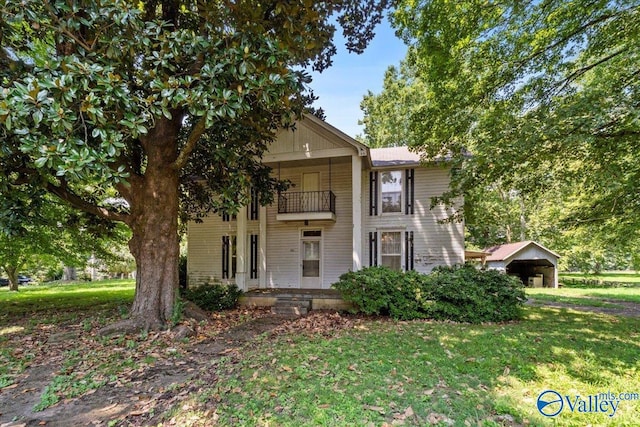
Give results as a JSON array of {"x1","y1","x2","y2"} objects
[
  {"x1": 361, "y1": 1, "x2": 640, "y2": 263},
  {"x1": 1, "y1": 0, "x2": 389, "y2": 222}
]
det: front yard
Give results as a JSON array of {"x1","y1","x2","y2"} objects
[{"x1": 1, "y1": 281, "x2": 639, "y2": 426}]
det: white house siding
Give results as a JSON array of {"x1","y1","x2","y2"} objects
[
  {"x1": 265, "y1": 157, "x2": 353, "y2": 289},
  {"x1": 363, "y1": 165, "x2": 464, "y2": 273},
  {"x1": 268, "y1": 121, "x2": 344, "y2": 154},
  {"x1": 187, "y1": 116, "x2": 466, "y2": 290},
  {"x1": 187, "y1": 214, "x2": 260, "y2": 287}
]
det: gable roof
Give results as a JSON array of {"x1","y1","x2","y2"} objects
[
  {"x1": 484, "y1": 241, "x2": 560, "y2": 262},
  {"x1": 370, "y1": 146, "x2": 421, "y2": 167},
  {"x1": 302, "y1": 114, "x2": 370, "y2": 157}
]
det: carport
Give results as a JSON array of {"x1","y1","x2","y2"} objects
[{"x1": 484, "y1": 241, "x2": 560, "y2": 288}]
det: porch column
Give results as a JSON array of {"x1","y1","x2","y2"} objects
[
  {"x1": 553, "y1": 263, "x2": 559, "y2": 288},
  {"x1": 352, "y1": 154, "x2": 363, "y2": 271},
  {"x1": 259, "y1": 205, "x2": 267, "y2": 288},
  {"x1": 236, "y1": 205, "x2": 247, "y2": 291}
]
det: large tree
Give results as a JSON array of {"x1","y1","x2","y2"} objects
[
  {"x1": 0, "y1": 1, "x2": 388, "y2": 330},
  {"x1": 0, "y1": 190, "x2": 129, "y2": 290},
  {"x1": 369, "y1": 1, "x2": 639, "y2": 255},
  {"x1": 360, "y1": 59, "x2": 532, "y2": 248}
]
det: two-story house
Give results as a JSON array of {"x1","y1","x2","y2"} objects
[{"x1": 187, "y1": 114, "x2": 464, "y2": 292}]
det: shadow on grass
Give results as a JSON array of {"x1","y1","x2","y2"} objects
[
  {"x1": 194, "y1": 306, "x2": 640, "y2": 426},
  {"x1": 0, "y1": 280, "x2": 135, "y2": 323}
]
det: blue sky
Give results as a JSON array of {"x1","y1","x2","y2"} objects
[{"x1": 307, "y1": 17, "x2": 407, "y2": 138}]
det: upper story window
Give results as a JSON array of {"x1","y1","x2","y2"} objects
[{"x1": 380, "y1": 171, "x2": 402, "y2": 213}]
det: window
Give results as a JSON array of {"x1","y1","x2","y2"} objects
[
  {"x1": 380, "y1": 231, "x2": 402, "y2": 271},
  {"x1": 222, "y1": 212, "x2": 236, "y2": 222},
  {"x1": 381, "y1": 171, "x2": 402, "y2": 213}
]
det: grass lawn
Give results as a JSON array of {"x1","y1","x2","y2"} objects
[
  {"x1": 527, "y1": 286, "x2": 640, "y2": 304},
  {"x1": 560, "y1": 272, "x2": 640, "y2": 286},
  {"x1": 2, "y1": 281, "x2": 639, "y2": 426},
  {"x1": 170, "y1": 311, "x2": 640, "y2": 426},
  {"x1": 0, "y1": 279, "x2": 135, "y2": 318}
]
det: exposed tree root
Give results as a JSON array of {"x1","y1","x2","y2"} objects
[
  {"x1": 97, "y1": 305, "x2": 211, "y2": 337},
  {"x1": 97, "y1": 317, "x2": 165, "y2": 337},
  {"x1": 182, "y1": 301, "x2": 210, "y2": 322}
]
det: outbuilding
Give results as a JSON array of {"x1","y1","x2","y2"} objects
[{"x1": 484, "y1": 241, "x2": 560, "y2": 288}]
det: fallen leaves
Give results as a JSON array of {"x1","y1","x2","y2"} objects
[
  {"x1": 427, "y1": 412, "x2": 454, "y2": 425},
  {"x1": 363, "y1": 404, "x2": 386, "y2": 415},
  {"x1": 269, "y1": 311, "x2": 362, "y2": 338}
]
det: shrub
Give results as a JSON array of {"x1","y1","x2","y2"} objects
[
  {"x1": 388, "y1": 269, "x2": 432, "y2": 320},
  {"x1": 181, "y1": 283, "x2": 243, "y2": 312},
  {"x1": 332, "y1": 265, "x2": 525, "y2": 323},
  {"x1": 427, "y1": 265, "x2": 526, "y2": 323},
  {"x1": 332, "y1": 267, "x2": 431, "y2": 320},
  {"x1": 331, "y1": 266, "x2": 397, "y2": 316}
]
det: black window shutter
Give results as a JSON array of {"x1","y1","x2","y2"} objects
[
  {"x1": 369, "y1": 231, "x2": 378, "y2": 267},
  {"x1": 250, "y1": 234, "x2": 259, "y2": 279},
  {"x1": 369, "y1": 171, "x2": 378, "y2": 216},
  {"x1": 222, "y1": 236, "x2": 230, "y2": 278},
  {"x1": 231, "y1": 236, "x2": 237, "y2": 278},
  {"x1": 222, "y1": 212, "x2": 230, "y2": 222},
  {"x1": 405, "y1": 169, "x2": 414, "y2": 215},
  {"x1": 405, "y1": 231, "x2": 414, "y2": 271},
  {"x1": 250, "y1": 188, "x2": 259, "y2": 221}
]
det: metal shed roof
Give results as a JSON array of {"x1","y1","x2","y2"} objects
[{"x1": 484, "y1": 241, "x2": 560, "y2": 262}]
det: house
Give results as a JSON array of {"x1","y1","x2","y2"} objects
[
  {"x1": 483, "y1": 241, "x2": 560, "y2": 288},
  {"x1": 187, "y1": 115, "x2": 465, "y2": 292}
]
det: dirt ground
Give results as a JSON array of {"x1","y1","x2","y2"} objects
[
  {"x1": 1, "y1": 301, "x2": 638, "y2": 427},
  {"x1": 0, "y1": 309, "x2": 357, "y2": 427}
]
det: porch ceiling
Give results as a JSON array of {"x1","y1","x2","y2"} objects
[{"x1": 264, "y1": 155, "x2": 351, "y2": 169}]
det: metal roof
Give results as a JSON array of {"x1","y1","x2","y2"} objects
[
  {"x1": 370, "y1": 146, "x2": 421, "y2": 167},
  {"x1": 484, "y1": 241, "x2": 560, "y2": 262}
]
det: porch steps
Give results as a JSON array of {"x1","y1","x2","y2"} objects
[{"x1": 272, "y1": 297, "x2": 312, "y2": 316}]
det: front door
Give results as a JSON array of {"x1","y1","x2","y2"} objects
[
  {"x1": 300, "y1": 230, "x2": 322, "y2": 288},
  {"x1": 302, "y1": 172, "x2": 320, "y2": 211}
]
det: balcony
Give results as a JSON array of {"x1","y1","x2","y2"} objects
[{"x1": 277, "y1": 190, "x2": 336, "y2": 221}]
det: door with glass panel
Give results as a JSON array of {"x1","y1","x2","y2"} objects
[{"x1": 300, "y1": 230, "x2": 322, "y2": 288}]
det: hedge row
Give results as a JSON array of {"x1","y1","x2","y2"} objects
[{"x1": 332, "y1": 265, "x2": 526, "y2": 323}]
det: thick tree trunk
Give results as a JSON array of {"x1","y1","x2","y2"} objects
[
  {"x1": 7, "y1": 266, "x2": 19, "y2": 291},
  {"x1": 125, "y1": 119, "x2": 182, "y2": 330}
]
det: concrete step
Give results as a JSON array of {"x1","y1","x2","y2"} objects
[{"x1": 271, "y1": 298, "x2": 311, "y2": 316}]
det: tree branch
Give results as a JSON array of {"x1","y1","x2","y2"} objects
[
  {"x1": 45, "y1": 178, "x2": 130, "y2": 224},
  {"x1": 171, "y1": 116, "x2": 206, "y2": 170},
  {"x1": 515, "y1": 6, "x2": 636, "y2": 69},
  {"x1": 556, "y1": 47, "x2": 629, "y2": 94}
]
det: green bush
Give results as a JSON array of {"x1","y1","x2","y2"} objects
[
  {"x1": 388, "y1": 269, "x2": 432, "y2": 320},
  {"x1": 332, "y1": 265, "x2": 525, "y2": 323},
  {"x1": 181, "y1": 283, "x2": 243, "y2": 312},
  {"x1": 427, "y1": 265, "x2": 526, "y2": 323},
  {"x1": 332, "y1": 266, "x2": 431, "y2": 320},
  {"x1": 331, "y1": 266, "x2": 396, "y2": 316}
]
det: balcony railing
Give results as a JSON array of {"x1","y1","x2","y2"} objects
[{"x1": 278, "y1": 190, "x2": 336, "y2": 215}]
